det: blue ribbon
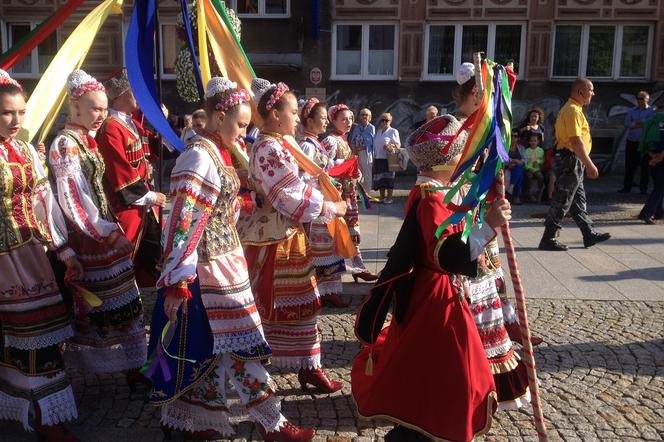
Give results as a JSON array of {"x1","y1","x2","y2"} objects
[
  {"x1": 125, "y1": 0, "x2": 184, "y2": 152},
  {"x1": 179, "y1": 0, "x2": 204, "y2": 100}
]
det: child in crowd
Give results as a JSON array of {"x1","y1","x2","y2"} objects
[
  {"x1": 525, "y1": 134, "x2": 545, "y2": 202},
  {"x1": 507, "y1": 129, "x2": 525, "y2": 204}
]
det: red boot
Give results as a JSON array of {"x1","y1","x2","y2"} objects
[
  {"x1": 259, "y1": 421, "x2": 315, "y2": 442},
  {"x1": 297, "y1": 368, "x2": 343, "y2": 394},
  {"x1": 35, "y1": 423, "x2": 79, "y2": 442},
  {"x1": 322, "y1": 293, "x2": 350, "y2": 308}
]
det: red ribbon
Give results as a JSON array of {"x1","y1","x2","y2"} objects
[{"x1": 0, "y1": 0, "x2": 84, "y2": 70}]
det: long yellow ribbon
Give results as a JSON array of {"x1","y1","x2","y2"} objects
[
  {"x1": 197, "y1": 0, "x2": 211, "y2": 86},
  {"x1": 20, "y1": 0, "x2": 123, "y2": 143}
]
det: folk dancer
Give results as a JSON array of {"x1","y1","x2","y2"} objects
[
  {"x1": 239, "y1": 79, "x2": 347, "y2": 393},
  {"x1": 147, "y1": 77, "x2": 314, "y2": 442},
  {"x1": 0, "y1": 70, "x2": 82, "y2": 442}
]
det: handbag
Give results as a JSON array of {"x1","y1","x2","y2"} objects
[{"x1": 386, "y1": 144, "x2": 409, "y2": 172}]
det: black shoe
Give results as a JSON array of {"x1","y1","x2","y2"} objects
[
  {"x1": 385, "y1": 426, "x2": 432, "y2": 442},
  {"x1": 538, "y1": 238, "x2": 568, "y2": 251},
  {"x1": 617, "y1": 188, "x2": 630, "y2": 193},
  {"x1": 583, "y1": 231, "x2": 611, "y2": 248},
  {"x1": 640, "y1": 189, "x2": 648, "y2": 195}
]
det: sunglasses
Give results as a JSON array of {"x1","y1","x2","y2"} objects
[
  {"x1": 380, "y1": 119, "x2": 389, "y2": 122},
  {"x1": 637, "y1": 97, "x2": 647, "y2": 101},
  {"x1": 360, "y1": 113, "x2": 370, "y2": 117}
]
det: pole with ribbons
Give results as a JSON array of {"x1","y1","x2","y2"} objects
[{"x1": 472, "y1": 52, "x2": 549, "y2": 441}]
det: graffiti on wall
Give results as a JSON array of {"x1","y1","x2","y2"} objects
[{"x1": 326, "y1": 88, "x2": 664, "y2": 171}]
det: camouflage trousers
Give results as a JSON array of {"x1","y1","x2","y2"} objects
[{"x1": 543, "y1": 152, "x2": 593, "y2": 238}]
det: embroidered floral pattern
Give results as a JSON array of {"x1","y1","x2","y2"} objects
[{"x1": 231, "y1": 360, "x2": 267, "y2": 401}]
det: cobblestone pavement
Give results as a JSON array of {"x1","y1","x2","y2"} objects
[
  {"x1": 3, "y1": 294, "x2": 663, "y2": 442},
  {"x1": 3, "y1": 174, "x2": 664, "y2": 441}
]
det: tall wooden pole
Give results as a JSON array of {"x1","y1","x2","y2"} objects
[{"x1": 472, "y1": 52, "x2": 549, "y2": 441}]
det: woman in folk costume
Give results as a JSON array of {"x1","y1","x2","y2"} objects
[
  {"x1": 322, "y1": 104, "x2": 377, "y2": 283},
  {"x1": 450, "y1": 63, "x2": 531, "y2": 411},
  {"x1": 297, "y1": 98, "x2": 348, "y2": 308},
  {"x1": 0, "y1": 70, "x2": 82, "y2": 441},
  {"x1": 238, "y1": 78, "x2": 347, "y2": 393},
  {"x1": 147, "y1": 77, "x2": 313, "y2": 442},
  {"x1": 352, "y1": 106, "x2": 515, "y2": 441},
  {"x1": 48, "y1": 70, "x2": 148, "y2": 387}
]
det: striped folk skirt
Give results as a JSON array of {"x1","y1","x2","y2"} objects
[
  {"x1": 305, "y1": 221, "x2": 345, "y2": 297},
  {"x1": 0, "y1": 242, "x2": 77, "y2": 430},
  {"x1": 244, "y1": 227, "x2": 322, "y2": 370},
  {"x1": 61, "y1": 231, "x2": 146, "y2": 373}
]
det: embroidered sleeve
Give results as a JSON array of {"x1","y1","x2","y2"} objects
[
  {"x1": 49, "y1": 134, "x2": 118, "y2": 242},
  {"x1": 321, "y1": 135, "x2": 338, "y2": 161},
  {"x1": 96, "y1": 121, "x2": 148, "y2": 203},
  {"x1": 27, "y1": 142, "x2": 69, "y2": 250},
  {"x1": 251, "y1": 138, "x2": 325, "y2": 223},
  {"x1": 158, "y1": 146, "x2": 220, "y2": 288}
]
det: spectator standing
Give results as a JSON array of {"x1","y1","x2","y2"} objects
[
  {"x1": 538, "y1": 78, "x2": 611, "y2": 251},
  {"x1": 638, "y1": 113, "x2": 664, "y2": 224},
  {"x1": 620, "y1": 91, "x2": 656, "y2": 194},
  {"x1": 519, "y1": 106, "x2": 545, "y2": 146},
  {"x1": 425, "y1": 105, "x2": 438, "y2": 123},
  {"x1": 524, "y1": 134, "x2": 545, "y2": 201},
  {"x1": 372, "y1": 112, "x2": 400, "y2": 204},
  {"x1": 507, "y1": 129, "x2": 525, "y2": 204},
  {"x1": 349, "y1": 108, "x2": 375, "y2": 191},
  {"x1": 180, "y1": 109, "x2": 207, "y2": 144}
]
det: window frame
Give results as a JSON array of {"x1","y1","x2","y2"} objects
[
  {"x1": 229, "y1": 0, "x2": 291, "y2": 19},
  {"x1": 550, "y1": 23, "x2": 653, "y2": 81},
  {"x1": 422, "y1": 22, "x2": 526, "y2": 82},
  {"x1": 3, "y1": 20, "x2": 57, "y2": 79},
  {"x1": 158, "y1": 21, "x2": 178, "y2": 80},
  {"x1": 331, "y1": 21, "x2": 399, "y2": 81}
]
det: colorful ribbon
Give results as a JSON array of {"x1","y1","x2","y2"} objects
[
  {"x1": 433, "y1": 59, "x2": 516, "y2": 240},
  {"x1": 20, "y1": 0, "x2": 123, "y2": 143},
  {"x1": 125, "y1": 0, "x2": 184, "y2": 152},
  {"x1": 179, "y1": 0, "x2": 204, "y2": 100},
  {"x1": 0, "y1": 0, "x2": 84, "y2": 70}
]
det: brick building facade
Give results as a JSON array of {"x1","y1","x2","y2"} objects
[{"x1": 2, "y1": 0, "x2": 663, "y2": 165}]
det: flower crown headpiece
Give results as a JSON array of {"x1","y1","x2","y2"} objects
[
  {"x1": 328, "y1": 104, "x2": 349, "y2": 122},
  {"x1": 301, "y1": 97, "x2": 319, "y2": 119},
  {"x1": 205, "y1": 77, "x2": 250, "y2": 112},
  {"x1": 67, "y1": 69, "x2": 105, "y2": 100},
  {"x1": 0, "y1": 69, "x2": 23, "y2": 90}
]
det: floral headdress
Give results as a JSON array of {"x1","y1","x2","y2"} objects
[
  {"x1": 0, "y1": 69, "x2": 23, "y2": 90},
  {"x1": 251, "y1": 78, "x2": 290, "y2": 111},
  {"x1": 328, "y1": 103, "x2": 349, "y2": 122},
  {"x1": 205, "y1": 77, "x2": 250, "y2": 112},
  {"x1": 301, "y1": 97, "x2": 319, "y2": 119},
  {"x1": 66, "y1": 69, "x2": 105, "y2": 100}
]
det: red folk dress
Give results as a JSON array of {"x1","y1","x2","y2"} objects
[
  {"x1": 96, "y1": 110, "x2": 160, "y2": 285},
  {"x1": 351, "y1": 182, "x2": 497, "y2": 442}
]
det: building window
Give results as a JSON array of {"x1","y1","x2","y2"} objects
[
  {"x1": 423, "y1": 23, "x2": 526, "y2": 81},
  {"x1": 332, "y1": 23, "x2": 398, "y2": 80},
  {"x1": 229, "y1": 0, "x2": 290, "y2": 18},
  {"x1": 159, "y1": 23, "x2": 178, "y2": 78},
  {"x1": 551, "y1": 24, "x2": 652, "y2": 80},
  {"x1": 4, "y1": 21, "x2": 57, "y2": 78}
]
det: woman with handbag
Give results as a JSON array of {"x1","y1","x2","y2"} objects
[{"x1": 372, "y1": 113, "x2": 400, "y2": 204}]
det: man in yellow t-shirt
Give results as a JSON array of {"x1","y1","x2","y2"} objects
[{"x1": 539, "y1": 78, "x2": 611, "y2": 251}]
